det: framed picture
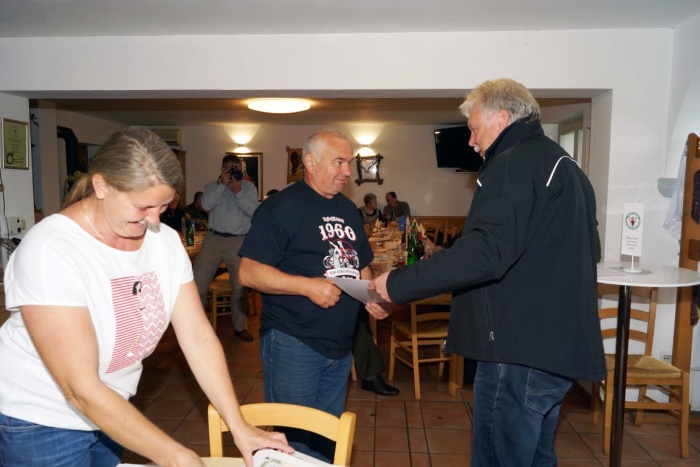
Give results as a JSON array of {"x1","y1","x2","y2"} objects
[
  {"x1": 227, "y1": 152, "x2": 263, "y2": 200},
  {"x1": 2, "y1": 119, "x2": 30, "y2": 170},
  {"x1": 286, "y1": 146, "x2": 304, "y2": 183},
  {"x1": 355, "y1": 153, "x2": 384, "y2": 185}
]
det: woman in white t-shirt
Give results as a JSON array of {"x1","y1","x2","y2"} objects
[{"x1": 0, "y1": 127, "x2": 291, "y2": 467}]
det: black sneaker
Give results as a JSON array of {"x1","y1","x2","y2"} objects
[{"x1": 234, "y1": 329, "x2": 254, "y2": 341}]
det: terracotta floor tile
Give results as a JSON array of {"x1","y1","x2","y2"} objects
[
  {"x1": 410, "y1": 452, "x2": 431, "y2": 467},
  {"x1": 157, "y1": 381, "x2": 204, "y2": 401},
  {"x1": 170, "y1": 419, "x2": 210, "y2": 445},
  {"x1": 352, "y1": 424, "x2": 375, "y2": 451},
  {"x1": 421, "y1": 407, "x2": 470, "y2": 430},
  {"x1": 558, "y1": 459, "x2": 605, "y2": 466},
  {"x1": 347, "y1": 405, "x2": 376, "y2": 427},
  {"x1": 632, "y1": 433, "x2": 700, "y2": 460},
  {"x1": 408, "y1": 427, "x2": 428, "y2": 453},
  {"x1": 375, "y1": 426, "x2": 409, "y2": 452},
  {"x1": 425, "y1": 428, "x2": 470, "y2": 455},
  {"x1": 374, "y1": 451, "x2": 410, "y2": 466},
  {"x1": 375, "y1": 405, "x2": 407, "y2": 428},
  {"x1": 142, "y1": 398, "x2": 198, "y2": 420},
  {"x1": 580, "y1": 433, "x2": 651, "y2": 460},
  {"x1": 349, "y1": 450, "x2": 373, "y2": 467},
  {"x1": 406, "y1": 406, "x2": 424, "y2": 428},
  {"x1": 428, "y1": 453, "x2": 472, "y2": 466},
  {"x1": 554, "y1": 432, "x2": 597, "y2": 459}
]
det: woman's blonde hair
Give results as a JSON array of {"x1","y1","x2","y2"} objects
[{"x1": 62, "y1": 127, "x2": 183, "y2": 208}]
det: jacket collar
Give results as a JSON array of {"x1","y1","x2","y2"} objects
[{"x1": 481, "y1": 115, "x2": 544, "y2": 171}]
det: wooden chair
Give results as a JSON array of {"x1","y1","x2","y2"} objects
[
  {"x1": 388, "y1": 293, "x2": 452, "y2": 399},
  {"x1": 207, "y1": 272, "x2": 259, "y2": 326},
  {"x1": 206, "y1": 273, "x2": 232, "y2": 331},
  {"x1": 591, "y1": 284, "x2": 690, "y2": 458},
  {"x1": 421, "y1": 222, "x2": 440, "y2": 244},
  {"x1": 208, "y1": 403, "x2": 357, "y2": 466},
  {"x1": 442, "y1": 226, "x2": 459, "y2": 246}
]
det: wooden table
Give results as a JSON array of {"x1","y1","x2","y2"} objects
[{"x1": 597, "y1": 262, "x2": 700, "y2": 467}]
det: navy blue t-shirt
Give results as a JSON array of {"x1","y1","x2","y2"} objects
[{"x1": 239, "y1": 181, "x2": 373, "y2": 359}]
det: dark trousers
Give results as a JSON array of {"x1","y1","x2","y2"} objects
[{"x1": 352, "y1": 311, "x2": 385, "y2": 380}]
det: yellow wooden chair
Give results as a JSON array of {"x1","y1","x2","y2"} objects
[
  {"x1": 208, "y1": 403, "x2": 357, "y2": 466},
  {"x1": 591, "y1": 284, "x2": 689, "y2": 458},
  {"x1": 206, "y1": 273, "x2": 232, "y2": 331},
  {"x1": 388, "y1": 293, "x2": 452, "y2": 399}
]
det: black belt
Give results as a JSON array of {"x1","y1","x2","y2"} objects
[{"x1": 210, "y1": 229, "x2": 245, "y2": 238}]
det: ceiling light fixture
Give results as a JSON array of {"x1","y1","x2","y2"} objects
[{"x1": 248, "y1": 98, "x2": 311, "y2": 114}]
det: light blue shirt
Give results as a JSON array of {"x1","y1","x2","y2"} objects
[{"x1": 200, "y1": 179, "x2": 259, "y2": 235}]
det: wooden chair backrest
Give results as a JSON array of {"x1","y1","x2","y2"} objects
[
  {"x1": 598, "y1": 284, "x2": 658, "y2": 356},
  {"x1": 208, "y1": 403, "x2": 356, "y2": 466}
]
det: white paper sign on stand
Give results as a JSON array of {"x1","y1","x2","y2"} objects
[{"x1": 621, "y1": 202, "x2": 643, "y2": 272}]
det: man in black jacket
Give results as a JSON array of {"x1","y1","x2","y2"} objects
[{"x1": 370, "y1": 78, "x2": 606, "y2": 466}]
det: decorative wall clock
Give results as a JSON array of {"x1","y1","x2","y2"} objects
[{"x1": 355, "y1": 154, "x2": 383, "y2": 185}]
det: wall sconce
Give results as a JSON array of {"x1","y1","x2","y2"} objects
[
  {"x1": 232, "y1": 143, "x2": 250, "y2": 154},
  {"x1": 357, "y1": 144, "x2": 376, "y2": 157}
]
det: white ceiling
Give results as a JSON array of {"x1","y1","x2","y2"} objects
[
  {"x1": 3, "y1": 0, "x2": 699, "y2": 127},
  {"x1": 2, "y1": 0, "x2": 698, "y2": 37}
]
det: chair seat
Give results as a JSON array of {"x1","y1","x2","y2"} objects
[
  {"x1": 604, "y1": 354, "x2": 682, "y2": 379},
  {"x1": 394, "y1": 320, "x2": 448, "y2": 337}
]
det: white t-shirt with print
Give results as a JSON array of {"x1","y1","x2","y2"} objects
[{"x1": 0, "y1": 214, "x2": 192, "y2": 430}]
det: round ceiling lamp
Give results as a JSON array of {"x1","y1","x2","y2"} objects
[{"x1": 248, "y1": 98, "x2": 311, "y2": 114}]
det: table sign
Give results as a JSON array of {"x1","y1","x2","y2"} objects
[{"x1": 621, "y1": 202, "x2": 643, "y2": 272}]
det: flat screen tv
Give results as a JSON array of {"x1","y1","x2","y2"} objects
[{"x1": 434, "y1": 125, "x2": 483, "y2": 172}]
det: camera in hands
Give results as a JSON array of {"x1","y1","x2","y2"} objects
[{"x1": 229, "y1": 164, "x2": 243, "y2": 181}]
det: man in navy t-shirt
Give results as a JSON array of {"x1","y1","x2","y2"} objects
[{"x1": 238, "y1": 129, "x2": 391, "y2": 461}]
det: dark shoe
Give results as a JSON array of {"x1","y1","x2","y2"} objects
[
  {"x1": 234, "y1": 329, "x2": 254, "y2": 342},
  {"x1": 361, "y1": 375, "x2": 399, "y2": 396}
]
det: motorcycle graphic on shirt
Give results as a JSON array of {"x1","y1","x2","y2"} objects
[{"x1": 320, "y1": 218, "x2": 361, "y2": 279}]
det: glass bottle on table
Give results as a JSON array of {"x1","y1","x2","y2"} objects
[
  {"x1": 406, "y1": 221, "x2": 418, "y2": 266},
  {"x1": 186, "y1": 219, "x2": 196, "y2": 246}
]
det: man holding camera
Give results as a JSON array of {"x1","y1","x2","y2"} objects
[{"x1": 193, "y1": 153, "x2": 260, "y2": 341}]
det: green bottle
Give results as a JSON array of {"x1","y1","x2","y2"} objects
[
  {"x1": 406, "y1": 221, "x2": 418, "y2": 266},
  {"x1": 186, "y1": 220, "x2": 196, "y2": 246}
]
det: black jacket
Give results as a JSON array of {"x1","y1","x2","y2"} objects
[{"x1": 387, "y1": 118, "x2": 606, "y2": 381}]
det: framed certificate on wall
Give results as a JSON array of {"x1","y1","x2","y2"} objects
[{"x1": 2, "y1": 119, "x2": 29, "y2": 170}]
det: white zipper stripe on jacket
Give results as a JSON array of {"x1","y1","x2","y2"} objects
[{"x1": 546, "y1": 156, "x2": 575, "y2": 187}]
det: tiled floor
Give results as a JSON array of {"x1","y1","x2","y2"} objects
[{"x1": 122, "y1": 299, "x2": 700, "y2": 466}]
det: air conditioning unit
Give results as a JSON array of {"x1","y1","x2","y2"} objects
[{"x1": 151, "y1": 129, "x2": 182, "y2": 146}]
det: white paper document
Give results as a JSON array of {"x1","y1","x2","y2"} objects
[
  {"x1": 253, "y1": 449, "x2": 333, "y2": 466},
  {"x1": 329, "y1": 277, "x2": 389, "y2": 304},
  {"x1": 117, "y1": 449, "x2": 331, "y2": 467}
]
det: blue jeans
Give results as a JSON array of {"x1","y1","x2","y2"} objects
[
  {"x1": 260, "y1": 328, "x2": 352, "y2": 462},
  {"x1": 0, "y1": 413, "x2": 122, "y2": 467},
  {"x1": 472, "y1": 362, "x2": 572, "y2": 467}
]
